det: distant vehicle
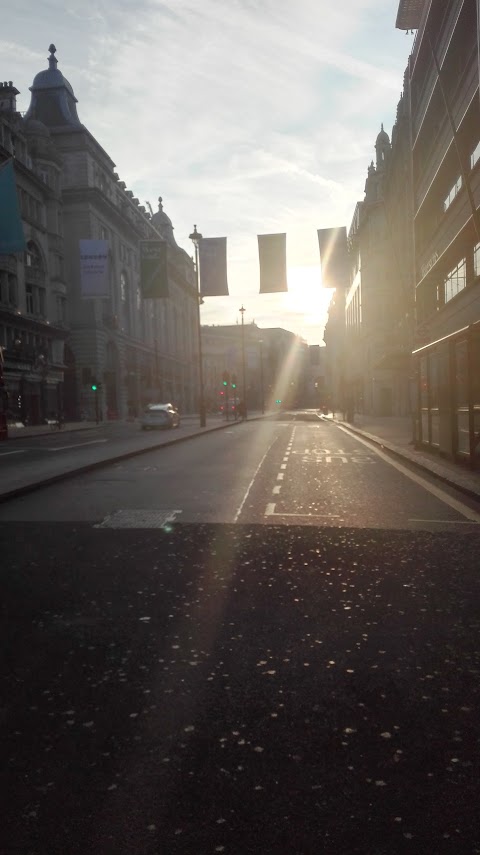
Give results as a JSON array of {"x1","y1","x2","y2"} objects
[{"x1": 140, "y1": 403, "x2": 180, "y2": 430}]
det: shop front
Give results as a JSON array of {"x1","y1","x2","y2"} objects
[{"x1": 413, "y1": 321, "x2": 480, "y2": 467}]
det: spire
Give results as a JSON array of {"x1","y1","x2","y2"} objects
[{"x1": 48, "y1": 44, "x2": 58, "y2": 71}]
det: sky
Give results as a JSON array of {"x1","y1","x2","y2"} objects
[{"x1": 3, "y1": 0, "x2": 413, "y2": 346}]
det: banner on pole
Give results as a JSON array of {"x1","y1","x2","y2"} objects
[
  {"x1": 0, "y1": 159, "x2": 26, "y2": 254},
  {"x1": 198, "y1": 237, "x2": 229, "y2": 296},
  {"x1": 258, "y1": 233, "x2": 288, "y2": 293},
  {"x1": 79, "y1": 240, "x2": 109, "y2": 298},
  {"x1": 140, "y1": 240, "x2": 169, "y2": 298},
  {"x1": 317, "y1": 227, "x2": 348, "y2": 289}
]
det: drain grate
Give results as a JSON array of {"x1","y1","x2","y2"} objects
[{"x1": 94, "y1": 509, "x2": 182, "y2": 529}]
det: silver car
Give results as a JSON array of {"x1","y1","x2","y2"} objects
[{"x1": 140, "y1": 403, "x2": 180, "y2": 430}]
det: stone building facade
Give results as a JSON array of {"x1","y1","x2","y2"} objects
[
  {"x1": 1, "y1": 45, "x2": 198, "y2": 424},
  {"x1": 201, "y1": 323, "x2": 309, "y2": 414},
  {"x1": 397, "y1": 0, "x2": 480, "y2": 462}
]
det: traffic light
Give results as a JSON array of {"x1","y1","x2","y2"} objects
[
  {"x1": 231, "y1": 374, "x2": 237, "y2": 389},
  {"x1": 222, "y1": 370, "x2": 230, "y2": 386},
  {"x1": 91, "y1": 382, "x2": 97, "y2": 392}
]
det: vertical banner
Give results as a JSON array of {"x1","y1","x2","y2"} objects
[
  {"x1": 79, "y1": 240, "x2": 109, "y2": 298},
  {"x1": 258, "y1": 233, "x2": 288, "y2": 293},
  {"x1": 317, "y1": 227, "x2": 348, "y2": 289},
  {"x1": 140, "y1": 240, "x2": 169, "y2": 298},
  {"x1": 198, "y1": 237, "x2": 229, "y2": 296},
  {"x1": 0, "y1": 159, "x2": 26, "y2": 254}
]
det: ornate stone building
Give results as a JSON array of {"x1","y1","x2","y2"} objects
[{"x1": 1, "y1": 45, "x2": 198, "y2": 423}]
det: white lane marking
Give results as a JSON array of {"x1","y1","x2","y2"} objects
[
  {"x1": 0, "y1": 449, "x2": 25, "y2": 457},
  {"x1": 273, "y1": 485, "x2": 281, "y2": 495},
  {"x1": 277, "y1": 473, "x2": 284, "y2": 480},
  {"x1": 325, "y1": 456, "x2": 348, "y2": 463},
  {"x1": 47, "y1": 439, "x2": 109, "y2": 452},
  {"x1": 337, "y1": 425, "x2": 480, "y2": 524},
  {"x1": 234, "y1": 436, "x2": 279, "y2": 523},
  {"x1": 264, "y1": 506, "x2": 341, "y2": 518},
  {"x1": 280, "y1": 463, "x2": 287, "y2": 470}
]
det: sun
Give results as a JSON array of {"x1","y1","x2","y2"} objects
[{"x1": 285, "y1": 265, "x2": 334, "y2": 326}]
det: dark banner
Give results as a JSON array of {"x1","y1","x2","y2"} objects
[
  {"x1": 258, "y1": 233, "x2": 288, "y2": 293},
  {"x1": 0, "y1": 159, "x2": 26, "y2": 254},
  {"x1": 198, "y1": 237, "x2": 229, "y2": 296},
  {"x1": 317, "y1": 227, "x2": 348, "y2": 289},
  {"x1": 140, "y1": 240, "x2": 169, "y2": 298}
]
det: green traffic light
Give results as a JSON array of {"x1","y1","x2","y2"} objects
[{"x1": 91, "y1": 384, "x2": 97, "y2": 391}]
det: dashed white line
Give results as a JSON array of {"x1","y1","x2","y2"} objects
[
  {"x1": 234, "y1": 436, "x2": 279, "y2": 522},
  {"x1": 272, "y1": 485, "x2": 281, "y2": 495},
  {"x1": 277, "y1": 473, "x2": 284, "y2": 481}
]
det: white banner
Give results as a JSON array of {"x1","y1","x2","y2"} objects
[{"x1": 79, "y1": 240, "x2": 109, "y2": 298}]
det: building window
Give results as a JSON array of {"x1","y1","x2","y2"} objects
[
  {"x1": 25, "y1": 240, "x2": 43, "y2": 270},
  {"x1": 120, "y1": 272, "x2": 127, "y2": 302},
  {"x1": 56, "y1": 295, "x2": 66, "y2": 324},
  {"x1": 38, "y1": 287, "x2": 46, "y2": 317},
  {"x1": 474, "y1": 243, "x2": 480, "y2": 278},
  {"x1": 444, "y1": 258, "x2": 466, "y2": 304},
  {"x1": 443, "y1": 176, "x2": 462, "y2": 211},
  {"x1": 471, "y1": 141, "x2": 480, "y2": 170},
  {"x1": 26, "y1": 283, "x2": 34, "y2": 314}
]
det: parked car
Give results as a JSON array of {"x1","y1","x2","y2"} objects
[{"x1": 140, "y1": 403, "x2": 180, "y2": 430}]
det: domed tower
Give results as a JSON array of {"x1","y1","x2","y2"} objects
[
  {"x1": 151, "y1": 197, "x2": 178, "y2": 246},
  {"x1": 24, "y1": 44, "x2": 82, "y2": 128},
  {"x1": 375, "y1": 123, "x2": 391, "y2": 172}
]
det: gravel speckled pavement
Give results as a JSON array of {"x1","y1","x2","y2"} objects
[{"x1": 2, "y1": 522, "x2": 480, "y2": 854}]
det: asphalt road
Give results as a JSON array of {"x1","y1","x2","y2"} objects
[{"x1": 2, "y1": 416, "x2": 480, "y2": 854}]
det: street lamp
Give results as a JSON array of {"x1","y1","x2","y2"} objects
[
  {"x1": 258, "y1": 339, "x2": 265, "y2": 414},
  {"x1": 239, "y1": 305, "x2": 247, "y2": 420},
  {"x1": 189, "y1": 225, "x2": 206, "y2": 428}
]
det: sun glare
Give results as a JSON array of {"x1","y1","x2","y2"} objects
[{"x1": 285, "y1": 266, "x2": 334, "y2": 326}]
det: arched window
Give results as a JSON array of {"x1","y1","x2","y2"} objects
[{"x1": 25, "y1": 240, "x2": 43, "y2": 271}]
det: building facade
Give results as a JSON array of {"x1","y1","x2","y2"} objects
[
  {"x1": 1, "y1": 80, "x2": 67, "y2": 424},
  {"x1": 342, "y1": 124, "x2": 414, "y2": 417},
  {"x1": 201, "y1": 323, "x2": 309, "y2": 414},
  {"x1": 1, "y1": 45, "x2": 199, "y2": 424},
  {"x1": 397, "y1": 0, "x2": 480, "y2": 462}
]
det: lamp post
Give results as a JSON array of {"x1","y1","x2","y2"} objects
[
  {"x1": 189, "y1": 225, "x2": 206, "y2": 427},
  {"x1": 259, "y1": 339, "x2": 265, "y2": 414},
  {"x1": 239, "y1": 305, "x2": 247, "y2": 420}
]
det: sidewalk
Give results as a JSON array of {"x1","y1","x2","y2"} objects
[{"x1": 330, "y1": 412, "x2": 480, "y2": 501}]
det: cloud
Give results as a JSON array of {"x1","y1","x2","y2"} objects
[{"x1": 6, "y1": 0, "x2": 411, "y2": 344}]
